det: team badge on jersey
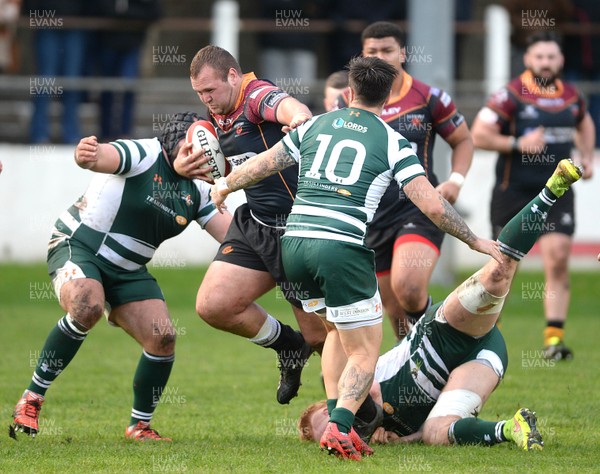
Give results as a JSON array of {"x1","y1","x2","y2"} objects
[{"x1": 175, "y1": 215, "x2": 187, "y2": 226}]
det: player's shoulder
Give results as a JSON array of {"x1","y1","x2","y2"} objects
[
  {"x1": 560, "y1": 80, "x2": 583, "y2": 100},
  {"x1": 412, "y1": 78, "x2": 454, "y2": 108},
  {"x1": 110, "y1": 137, "x2": 162, "y2": 158}
]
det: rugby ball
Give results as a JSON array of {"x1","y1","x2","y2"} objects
[{"x1": 186, "y1": 120, "x2": 229, "y2": 179}]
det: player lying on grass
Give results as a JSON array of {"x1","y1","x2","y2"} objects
[
  {"x1": 298, "y1": 158, "x2": 583, "y2": 452},
  {"x1": 11, "y1": 112, "x2": 231, "y2": 441},
  {"x1": 210, "y1": 56, "x2": 501, "y2": 461}
]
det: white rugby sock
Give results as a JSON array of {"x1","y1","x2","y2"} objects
[{"x1": 248, "y1": 314, "x2": 281, "y2": 347}]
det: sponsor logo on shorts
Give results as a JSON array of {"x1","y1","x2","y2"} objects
[
  {"x1": 307, "y1": 300, "x2": 320, "y2": 308},
  {"x1": 222, "y1": 245, "x2": 234, "y2": 254},
  {"x1": 175, "y1": 215, "x2": 187, "y2": 226}
]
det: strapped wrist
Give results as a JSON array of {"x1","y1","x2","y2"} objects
[{"x1": 448, "y1": 172, "x2": 465, "y2": 188}]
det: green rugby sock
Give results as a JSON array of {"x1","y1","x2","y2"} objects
[
  {"x1": 330, "y1": 407, "x2": 354, "y2": 434},
  {"x1": 27, "y1": 315, "x2": 88, "y2": 396},
  {"x1": 326, "y1": 398, "x2": 337, "y2": 416},
  {"x1": 449, "y1": 418, "x2": 506, "y2": 446},
  {"x1": 497, "y1": 188, "x2": 556, "y2": 260},
  {"x1": 130, "y1": 351, "x2": 174, "y2": 426}
]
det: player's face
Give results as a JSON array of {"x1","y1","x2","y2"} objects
[
  {"x1": 323, "y1": 86, "x2": 344, "y2": 112},
  {"x1": 524, "y1": 41, "x2": 564, "y2": 84},
  {"x1": 362, "y1": 37, "x2": 405, "y2": 71},
  {"x1": 191, "y1": 66, "x2": 238, "y2": 116},
  {"x1": 306, "y1": 404, "x2": 329, "y2": 441}
]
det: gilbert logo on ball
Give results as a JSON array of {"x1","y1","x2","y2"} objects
[{"x1": 186, "y1": 121, "x2": 229, "y2": 179}]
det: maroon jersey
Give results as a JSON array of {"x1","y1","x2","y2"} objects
[
  {"x1": 210, "y1": 73, "x2": 297, "y2": 226},
  {"x1": 484, "y1": 70, "x2": 586, "y2": 191},
  {"x1": 335, "y1": 71, "x2": 464, "y2": 229}
]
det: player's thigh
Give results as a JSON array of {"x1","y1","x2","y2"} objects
[
  {"x1": 377, "y1": 273, "x2": 402, "y2": 315},
  {"x1": 197, "y1": 260, "x2": 276, "y2": 312},
  {"x1": 110, "y1": 299, "x2": 174, "y2": 355},
  {"x1": 422, "y1": 361, "x2": 500, "y2": 444}
]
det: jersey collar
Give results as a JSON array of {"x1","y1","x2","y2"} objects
[
  {"x1": 388, "y1": 70, "x2": 413, "y2": 104},
  {"x1": 520, "y1": 70, "x2": 564, "y2": 98}
]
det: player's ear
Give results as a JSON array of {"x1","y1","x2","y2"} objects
[
  {"x1": 227, "y1": 68, "x2": 239, "y2": 86},
  {"x1": 400, "y1": 46, "x2": 406, "y2": 64}
]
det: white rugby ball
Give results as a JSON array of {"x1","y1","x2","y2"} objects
[{"x1": 186, "y1": 120, "x2": 229, "y2": 179}]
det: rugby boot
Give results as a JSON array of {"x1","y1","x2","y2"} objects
[
  {"x1": 12, "y1": 390, "x2": 44, "y2": 437},
  {"x1": 504, "y1": 408, "x2": 544, "y2": 451},
  {"x1": 276, "y1": 339, "x2": 313, "y2": 404},
  {"x1": 125, "y1": 421, "x2": 171, "y2": 441},
  {"x1": 545, "y1": 158, "x2": 582, "y2": 197}
]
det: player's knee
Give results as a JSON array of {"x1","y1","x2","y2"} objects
[
  {"x1": 395, "y1": 283, "x2": 427, "y2": 312},
  {"x1": 68, "y1": 298, "x2": 104, "y2": 330},
  {"x1": 196, "y1": 293, "x2": 247, "y2": 329},
  {"x1": 158, "y1": 331, "x2": 176, "y2": 353},
  {"x1": 421, "y1": 418, "x2": 452, "y2": 446}
]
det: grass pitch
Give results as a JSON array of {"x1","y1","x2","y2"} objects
[{"x1": 1, "y1": 263, "x2": 599, "y2": 473}]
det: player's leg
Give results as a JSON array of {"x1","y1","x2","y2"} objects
[
  {"x1": 12, "y1": 242, "x2": 105, "y2": 437},
  {"x1": 390, "y1": 238, "x2": 438, "y2": 326},
  {"x1": 442, "y1": 159, "x2": 582, "y2": 338},
  {"x1": 110, "y1": 299, "x2": 174, "y2": 441},
  {"x1": 377, "y1": 273, "x2": 409, "y2": 340},
  {"x1": 291, "y1": 305, "x2": 326, "y2": 354},
  {"x1": 422, "y1": 361, "x2": 543, "y2": 450},
  {"x1": 197, "y1": 261, "x2": 277, "y2": 337},
  {"x1": 539, "y1": 233, "x2": 572, "y2": 359}
]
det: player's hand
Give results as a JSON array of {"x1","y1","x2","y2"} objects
[
  {"x1": 210, "y1": 178, "x2": 229, "y2": 214},
  {"x1": 580, "y1": 160, "x2": 594, "y2": 180},
  {"x1": 75, "y1": 136, "x2": 99, "y2": 169},
  {"x1": 470, "y1": 238, "x2": 502, "y2": 263},
  {"x1": 518, "y1": 126, "x2": 545, "y2": 154},
  {"x1": 281, "y1": 112, "x2": 311, "y2": 134},
  {"x1": 435, "y1": 181, "x2": 460, "y2": 204},
  {"x1": 173, "y1": 142, "x2": 213, "y2": 182}
]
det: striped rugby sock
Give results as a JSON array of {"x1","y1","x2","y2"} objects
[
  {"x1": 497, "y1": 187, "x2": 556, "y2": 261},
  {"x1": 130, "y1": 351, "x2": 175, "y2": 426},
  {"x1": 27, "y1": 314, "x2": 88, "y2": 396}
]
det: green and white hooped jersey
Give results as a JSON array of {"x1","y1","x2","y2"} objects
[
  {"x1": 49, "y1": 138, "x2": 217, "y2": 271},
  {"x1": 282, "y1": 108, "x2": 425, "y2": 245}
]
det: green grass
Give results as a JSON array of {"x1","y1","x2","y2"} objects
[{"x1": 1, "y1": 263, "x2": 599, "y2": 473}]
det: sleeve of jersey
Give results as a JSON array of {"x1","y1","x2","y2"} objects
[
  {"x1": 430, "y1": 90, "x2": 465, "y2": 138},
  {"x1": 281, "y1": 120, "x2": 312, "y2": 163},
  {"x1": 110, "y1": 138, "x2": 161, "y2": 177},
  {"x1": 247, "y1": 84, "x2": 291, "y2": 124},
  {"x1": 390, "y1": 135, "x2": 426, "y2": 187},
  {"x1": 192, "y1": 180, "x2": 218, "y2": 228},
  {"x1": 483, "y1": 87, "x2": 517, "y2": 128}
]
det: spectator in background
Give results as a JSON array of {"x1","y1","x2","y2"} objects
[
  {"x1": 258, "y1": 0, "x2": 321, "y2": 92},
  {"x1": 89, "y1": 0, "x2": 161, "y2": 141},
  {"x1": 322, "y1": 70, "x2": 348, "y2": 112},
  {"x1": 25, "y1": 0, "x2": 90, "y2": 144},
  {"x1": 563, "y1": 0, "x2": 600, "y2": 145},
  {"x1": 0, "y1": 0, "x2": 20, "y2": 73}
]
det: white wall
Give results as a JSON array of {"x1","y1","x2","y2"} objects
[{"x1": 0, "y1": 144, "x2": 598, "y2": 269}]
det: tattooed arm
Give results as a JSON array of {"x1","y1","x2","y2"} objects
[
  {"x1": 210, "y1": 141, "x2": 295, "y2": 211},
  {"x1": 403, "y1": 175, "x2": 502, "y2": 262}
]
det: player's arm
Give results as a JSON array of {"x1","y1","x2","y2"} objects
[
  {"x1": 276, "y1": 97, "x2": 312, "y2": 132},
  {"x1": 575, "y1": 112, "x2": 595, "y2": 179},
  {"x1": 436, "y1": 122, "x2": 473, "y2": 204},
  {"x1": 211, "y1": 141, "x2": 295, "y2": 211},
  {"x1": 74, "y1": 136, "x2": 120, "y2": 173},
  {"x1": 204, "y1": 211, "x2": 232, "y2": 243},
  {"x1": 403, "y1": 175, "x2": 502, "y2": 262},
  {"x1": 472, "y1": 107, "x2": 545, "y2": 154}
]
